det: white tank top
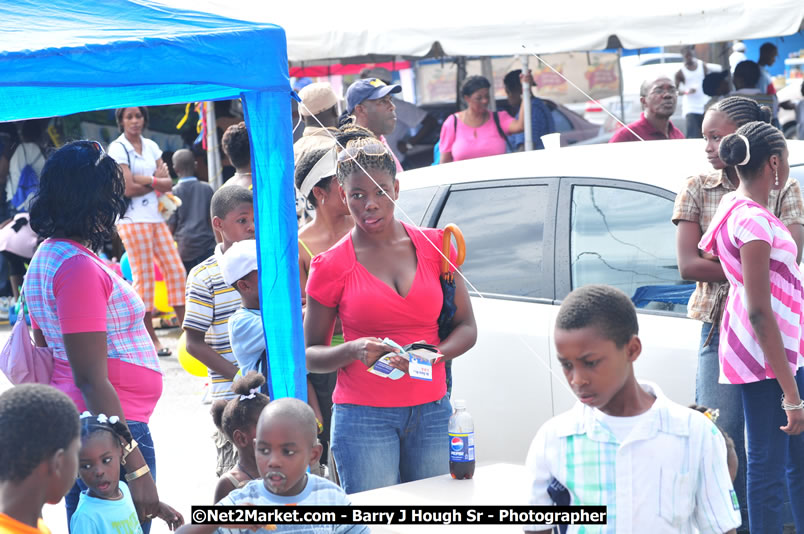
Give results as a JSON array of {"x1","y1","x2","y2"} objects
[{"x1": 681, "y1": 59, "x2": 707, "y2": 115}]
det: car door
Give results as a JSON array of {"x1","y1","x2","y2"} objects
[
  {"x1": 425, "y1": 178, "x2": 560, "y2": 464},
  {"x1": 550, "y1": 178, "x2": 700, "y2": 415}
]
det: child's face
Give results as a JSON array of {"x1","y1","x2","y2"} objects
[
  {"x1": 78, "y1": 431, "x2": 122, "y2": 500},
  {"x1": 254, "y1": 416, "x2": 321, "y2": 497},
  {"x1": 213, "y1": 202, "x2": 255, "y2": 245},
  {"x1": 554, "y1": 325, "x2": 641, "y2": 416}
]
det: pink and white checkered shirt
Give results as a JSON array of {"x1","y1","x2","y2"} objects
[{"x1": 24, "y1": 239, "x2": 161, "y2": 374}]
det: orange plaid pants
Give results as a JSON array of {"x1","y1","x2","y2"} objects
[{"x1": 117, "y1": 221, "x2": 186, "y2": 309}]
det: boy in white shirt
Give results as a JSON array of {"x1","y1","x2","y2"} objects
[{"x1": 525, "y1": 285, "x2": 741, "y2": 533}]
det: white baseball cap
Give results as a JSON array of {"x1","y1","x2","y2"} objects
[{"x1": 220, "y1": 239, "x2": 258, "y2": 287}]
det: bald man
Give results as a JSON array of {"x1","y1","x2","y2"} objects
[{"x1": 169, "y1": 148, "x2": 217, "y2": 272}]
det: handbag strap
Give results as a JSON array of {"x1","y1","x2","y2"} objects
[{"x1": 492, "y1": 111, "x2": 514, "y2": 153}]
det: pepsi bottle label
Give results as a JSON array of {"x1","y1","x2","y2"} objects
[{"x1": 448, "y1": 432, "x2": 475, "y2": 462}]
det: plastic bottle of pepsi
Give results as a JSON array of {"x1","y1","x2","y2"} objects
[{"x1": 448, "y1": 399, "x2": 475, "y2": 479}]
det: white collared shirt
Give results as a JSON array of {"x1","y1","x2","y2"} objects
[
  {"x1": 108, "y1": 133, "x2": 163, "y2": 224},
  {"x1": 524, "y1": 382, "x2": 741, "y2": 533}
]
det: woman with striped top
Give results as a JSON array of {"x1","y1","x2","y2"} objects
[{"x1": 699, "y1": 121, "x2": 804, "y2": 533}]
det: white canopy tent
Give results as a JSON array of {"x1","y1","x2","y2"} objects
[
  {"x1": 161, "y1": 0, "x2": 804, "y2": 150},
  {"x1": 159, "y1": 0, "x2": 804, "y2": 61}
]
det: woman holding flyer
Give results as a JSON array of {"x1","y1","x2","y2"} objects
[{"x1": 304, "y1": 125, "x2": 477, "y2": 494}]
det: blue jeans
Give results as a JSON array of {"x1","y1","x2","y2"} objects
[
  {"x1": 740, "y1": 371, "x2": 804, "y2": 533},
  {"x1": 331, "y1": 395, "x2": 452, "y2": 494},
  {"x1": 65, "y1": 421, "x2": 156, "y2": 534},
  {"x1": 696, "y1": 322, "x2": 748, "y2": 530}
]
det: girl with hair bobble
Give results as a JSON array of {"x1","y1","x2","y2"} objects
[
  {"x1": 210, "y1": 371, "x2": 270, "y2": 502},
  {"x1": 71, "y1": 412, "x2": 183, "y2": 533},
  {"x1": 672, "y1": 96, "x2": 804, "y2": 529},
  {"x1": 699, "y1": 121, "x2": 804, "y2": 534},
  {"x1": 304, "y1": 129, "x2": 477, "y2": 494}
]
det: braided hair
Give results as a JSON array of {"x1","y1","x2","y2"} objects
[
  {"x1": 710, "y1": 96, "x2": 772, "y2": 127},
  {"x1": 718, "y1": 121, "x2": 787, "y2": 178},
  {"x1": 335, "y1": 124, "x2": 396, "y2": 185},
  {"x1": 555, "y1": 285, "x2": 638, "y2": 348},
  {"x1": 79, "y1": 412, "x2": 134, "y2": 448},
  {"x1": 0, "y1": 384, "x2": 81, "y2": 482},
  {"x1": 210, "y1": 371, "x2": 270, "y2": 442}
]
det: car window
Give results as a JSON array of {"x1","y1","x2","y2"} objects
[
  {"x1": 551, "y1": 109, "x2": 573, "y2": 133},
  {"x1": 640, "y1": 57, "x2": 683, "y2": 66},
  {"x1": 570, "y1": 185, "x2": 689, "y2": 314},
  {"x1": 791, "y1": 164, "x2": 804, "y2": 183},
  {"x1": 395, "y1": 186, "x2": 438, "y2": 226},
  {"x1": 437, "y1": 185, "x2": 548, "y2": 298}
]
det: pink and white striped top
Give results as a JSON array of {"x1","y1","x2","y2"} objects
[{"x1": 699, "y1": 193, "x2": 804, "y2": 384}]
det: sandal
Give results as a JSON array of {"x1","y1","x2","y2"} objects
[{"x1": 157, "y1": 347, "x2": 172, "y2": 357}]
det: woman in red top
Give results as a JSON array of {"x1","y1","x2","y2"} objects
[{"x1": 304, "y1": 126, "x2": 477, "y2": 494}]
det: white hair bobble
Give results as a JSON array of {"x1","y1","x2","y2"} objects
[
  {"x1": 737, "y1": 134, "x2": 751, "y2": 166},
  {"x1": 79, "y1": 411, "x2": 118, "y2": 425},
  {"x1": 240, "y1": 387, "x2": 260, "y2": 401}
]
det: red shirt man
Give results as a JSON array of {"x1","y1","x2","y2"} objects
[{"x1": 610, "y1": 76, "x2": 686, "y2": 143}]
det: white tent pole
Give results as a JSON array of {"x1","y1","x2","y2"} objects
[
  {"x1": 482, "y1": 57, "x2": 496, "y2": 112},
  {"x1": 205, "y1": 101, "x2": 222, "y2": 189},
  {"x1": 617, "y1": 48, "x2": 626, "y2": 123},
  {"x1": 520, "y1": 54, "x2": 533, "y2": 151}
]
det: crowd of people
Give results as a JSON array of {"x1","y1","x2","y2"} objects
[{"x1": 0, "y1": 60, "x2": 803, "y2": 534}]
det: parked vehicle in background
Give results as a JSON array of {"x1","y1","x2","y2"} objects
[
  {"x1": 778, "y1": 78, "x2": 803, "y2": 139},
  {"x1": 402, "y1": 99, "x2": 599, "y2": 169},
  {"x1": 583, "y1": 53, "x2": 723, "y2": 138},
  {"x1": 395, "y1": 139, "x2": 804, "y2": 464}
]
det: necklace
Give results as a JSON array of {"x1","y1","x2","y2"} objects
[{"x1": 237, "y1": 461, "x2": 258, "y2": 481}]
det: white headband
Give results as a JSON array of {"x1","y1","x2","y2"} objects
[
  {"x1": 299, "y1": 147, "x2": 337, "y2": 199},
  {"x1": 737, "y1": 134, "x2": 751, "y2": 166}
]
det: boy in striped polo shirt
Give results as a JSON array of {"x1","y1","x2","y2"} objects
[
  {"x1": 183, "y1": 185, "x2": 254, "y2": 476},
  {"x1": 525, "y1": 285, "x2": 741, "y2": 534}
]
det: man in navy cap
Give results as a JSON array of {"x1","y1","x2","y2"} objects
[{"x1": 346, "y1": 78, "x2": 403, "y2": 171}]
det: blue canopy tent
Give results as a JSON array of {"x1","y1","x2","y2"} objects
[{"x1": 0, "y1": 0, "x2": 306, "y2": 400}]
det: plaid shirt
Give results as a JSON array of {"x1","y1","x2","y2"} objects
[
  {"x1": 25, "y1": 239, "x2": 161, "y2": 373},
  {"x1": 672, "y1": 170, "x2": 804, "y2": 322},
  {"x1": 525, "y1": 383, "x2": 741, "y2": 533}
]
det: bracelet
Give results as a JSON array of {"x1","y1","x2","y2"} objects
[
  {"x1": 316, "y1": 418, "x2": 324, "y2": 435},
  {"x1": 124, "y1": 464, "x2": 151, "y2": 482},
  {"x1": 781, "y1": 395, "x2": 804, "y2": 411},
  {"x1": 151, "y1": 176, "x2": 157, "y2": 188},
  {"x1": 120, "y1": 438, "x2": 138, "y2": 465}
]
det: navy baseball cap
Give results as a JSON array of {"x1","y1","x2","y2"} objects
[{"x1": 346, "y1": 78, "x2": 402, "y2": 114}]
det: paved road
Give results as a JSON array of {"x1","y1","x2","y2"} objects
[{"x1": 1, "y1": 324, "x2": 218, "y2": 534}]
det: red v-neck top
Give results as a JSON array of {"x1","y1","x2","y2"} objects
[{"x1": 306, "y1": 222, "x2": 456, "y2": 407}]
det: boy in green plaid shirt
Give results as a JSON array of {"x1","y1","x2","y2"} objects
[{"x1": 524, "y1": 285, "x2": 740, "y2": 533}]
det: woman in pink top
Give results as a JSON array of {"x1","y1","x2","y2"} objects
[
  {"x1": 699, "y1": 122, "x2": 804, "y2": 533},
  {"x1": 439, "y1": 74, "x2": 529, "y2": 163},
  {"x1": 305, "y1": 127, "x2": 477, "y2": 494},
  {"x1": 25, "y1": 141, "x2": 164, "y2": 533}
]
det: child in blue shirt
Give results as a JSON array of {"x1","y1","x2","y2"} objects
[
  {"x1": 71, "y1": 412, "x2": 183, "y2": 533},
  {"x1": 176, "y1": 398, "x2": 368, "y2": 534}
]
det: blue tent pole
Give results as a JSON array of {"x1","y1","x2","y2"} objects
[{"x1": 242, "y1": 89, "x2": 306, "y2": 401}]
